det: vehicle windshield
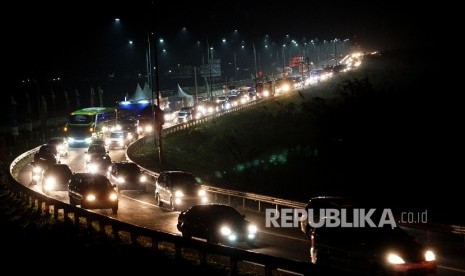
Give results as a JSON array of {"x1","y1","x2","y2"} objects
[
  {"x1": 88, "y1": 145, "x2": 106, "y2": 154},
  {"x1": 119, "y1": 164, "x2": 140, "y2": 174},
  {"x1": 80, "y1": 176, "x2": 111, "y2": 189},
  {"x1": 69, "y1": 114, "x2": 94, "y2": 124},
  {"x1": 110, "y1": 132, "x2": 124, "y2": 138},
  {"x1": 171, "y1": 173, "x2": 198, "y2": 190}
]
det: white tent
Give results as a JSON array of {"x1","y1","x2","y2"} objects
[
  {"x1": 172, "y1": 84, "x2": 194, "y2": 106},
  {"x1": 128, "y1": 83, "x2": 151, "y2": 101},
  {"x1": 142, "y1": 83, "x2": 152, "y2": 99}
]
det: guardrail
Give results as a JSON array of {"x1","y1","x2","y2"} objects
[
  {"x1": 8, "y1": 141, "x2": 315, "y2": 275},
  {"x1": 127, "y1": 106, "x2": 465, "y2": 245}
]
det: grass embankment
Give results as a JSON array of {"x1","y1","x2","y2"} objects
[{"x1": 132, "y1": 50, "x2": 458, "y2": 223}]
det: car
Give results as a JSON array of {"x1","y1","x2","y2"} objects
[
  {"x1": 85, "y1": 144, "x2": 108, "y2": 163},
  {"x1": 42, "y1": 164, "x2": 73, "y2": 195},
  {"x1": 177, "y1": 204, "x2": 258, "y2": 245},
  {"x1": 177, "y1": 107, "x2": 193, "y2": 123},
  {"x1": 32, "y1": 144, "x2": 60, "y2": 182},
  {"x1": 300, "y1": 197, "x2": 437, "y2": 275},
  {"x1": 86, "y1": 154, "x2": 112, "y2": 175},
  {"x1": 89, "y1": 139, "x2": 107, "y2": 150},
  {"x1": 137, "y1": 117, "x2": 153, "y2": 135},
  {"x1": 118, "y1": 117, "x2": 139, "y2": 140},
  {"x1": 47, "y1": 137, "x2": 69, "y2": 157},
  {"x1": 108, "y1": 162, "x2": 147, "y2": 192},
  {"x1": 68, "y1": 173, "x2": 118, "y2": 214},
  {"x1": 105, "y1": 131, "x2": 133, "y2": 149},
  {"x1": 155, "y1": 171, "x2": 208, "y2": 211}
]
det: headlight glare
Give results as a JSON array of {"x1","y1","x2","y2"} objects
[
  {"x1": 425, "y1": 250, "x2": 435, "y2": 262},
  {"x1": 387, "y1": 253, "x2": 405, "y2": 264}
]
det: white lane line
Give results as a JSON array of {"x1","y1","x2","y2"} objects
[
  {"x1": 120, "y1": 194, "x2": 158, "y2": 207},
  {"x1": 438, "y1": 265, "x2": 465, "y2": 273},
  {"x1": 259, "y1": 229, "x2": 308, "y2": 242}
]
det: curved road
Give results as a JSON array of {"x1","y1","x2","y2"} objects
[{"x1": 17, "y1": 146, "x2": 465, "y2": 275}]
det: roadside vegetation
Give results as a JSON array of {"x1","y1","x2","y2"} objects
[{"x1": 132, "y1": 49, "x2": 456, "y2": 223}]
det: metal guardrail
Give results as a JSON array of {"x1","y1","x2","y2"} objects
[
  {"x1": 7, "y1": 152, "x2": 314, "y2": 276},
  {"x1": 126, "y1": 103, "x2": 465, "y2": 241}
]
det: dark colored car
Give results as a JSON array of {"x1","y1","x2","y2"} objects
[
  {"x1": 177, "y1": 204, "x2": 258, "y2": 245},
  {"x1": 87, "y1": 154, "x2": 112, "y2": 175},
  {"x1": 155, "y1": 171, "x2": 208, "y2": 211},
  {"x1": 89, "y1": 139, "x2": 107, "y2": 150},
  {"x1": 137, "y1": 118, "x2": 153, "y2": 135},
  {"x1": 42, "y1": 164, "x2": 73, "y2": 195},
  {"x1": 85, "y1": 144, "x2": 108, "y2": 163},
  {"x1": 32, "y1": 144, "x2": 60, "y2": 182},
  {"x1": 108, "y1": 162, "x2": 147, "y2": 191},
  {"x1": 47, "y1": 137, "x2": 69, "y2": 157},
  {"x1": 300, "y1": 197, "x2": 437, "y2": 275},
  {"x1": 119, "y1": 117, "x2": 139, "y2": 140},
  {"x1": 68, "y1": 173, "x2": 118, "y2": 214}
]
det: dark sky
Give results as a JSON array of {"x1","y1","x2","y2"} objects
[
  {"x1": 4, "y1": 0, "x2": 438, "y2": 120},
  {"x1": 8, "y1": 0, "x2": 433, "y2": 78}
]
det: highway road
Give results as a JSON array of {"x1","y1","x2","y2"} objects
[{"x1": 16, "y1": 145, "x2": 465, "y2": 275}]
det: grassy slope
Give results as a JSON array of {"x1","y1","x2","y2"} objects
[{"x1": 133, "y1": 49, "x2": 459, "y2": 223}]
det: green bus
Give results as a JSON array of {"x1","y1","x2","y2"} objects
[{"x1": 64, "y1": 107, "x2": 116, "y2": 146}]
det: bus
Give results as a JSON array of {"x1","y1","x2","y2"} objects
[{"x1": 64, "y1": 107, "x2": 116, "y2": 146}]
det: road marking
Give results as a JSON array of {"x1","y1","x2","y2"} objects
[
  {"x1": 259, "y1": 229, "x2": 308, "y2": 242},
  {"x1": 438, "y1": 265, "x2": 465, "y2": 273},
  {"x1": 120, "y1": 194, "x2": 158, "y2": 207}
]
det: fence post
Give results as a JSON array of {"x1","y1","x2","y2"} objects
[
  {"x1": 130, "y1": 233, "x2": 138, "y2": 245},
  {"x1": 264, "y1": 264, "x2": 273, "y2": 276},
  {"x1": 230, "y1": 257, "x2": 238, "y2": 276},
  {"x1": 53, "y1": 205, "x2": 59, "y2": 219},
  {"x1": 44, "y1": 201, "x2": 50, "y2": 215},
  {"x1": 199, "y1": 249, "x2": 207, "y2": 267},
  {"x1": 258, "y1": 201, "x2": 261, "y2": 212},
  {"x1": 175, "y1": 244, "x2": 182, "y2": 260},
  {"x1": 86, "y1": 217, "x2": 92, "y2": 230},
  {"x1": 112, "y1": 225, "x2": 120, "y2": 241},
  {"x1": 151, "y1": 238, "x2": 159, "y2": 252},
  {"x1": 99, "y1": 221, "x2": 105, "y2": 234},
  {"x1": 74, "y1": 213, "x2": 79, "y2": 225}
]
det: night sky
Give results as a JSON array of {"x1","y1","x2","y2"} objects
[{"x1": 4, "y1": 0, "x2": 438, "y2": 124}]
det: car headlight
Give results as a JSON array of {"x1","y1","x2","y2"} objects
[
  {"x1": 140, "y1": 175, "x2": 147, "y2": 182},
  {"x1": 68, "y1": 137, "x2": 74, "y2": 142},
  {"x1": 88, "y1": 164, "x2": 98, "y2": 173},
  {"x1": 109, "y1": 193, "x2": 118, "y2": 201},
  {"x1": 145, "y1": 126, "x2": 152, "y2": 132},
  {"x1": 248, "y1": 224, "x2": 258, "y2": 234},
  {"x1": 117, "y1": 177, "x2": 125, "y2": 183},
  {"x1": 220, "y1": 226, "x2": 232, "y2": 236},
  {"x1": 44, "y1": 177, "x2": 56, "y2": 191},
  {"x1": 425, "y1": 250, "x2": 436, "y2": 262},
  {"x1": 85, "y1": 138, "x2": 92, "y2": 144},
  {"x1": 387, "y1": 253, "x2": 405, "y2": 264},
  {"x1": 86, "y1": 194, "x2": 96, "y2": 201},
  {"x1": 174, "y1": 190, "x2": 184, "y2": 197},
  {"x1": 198, "y1": 189, "x2": 206, "y2": 197}
]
